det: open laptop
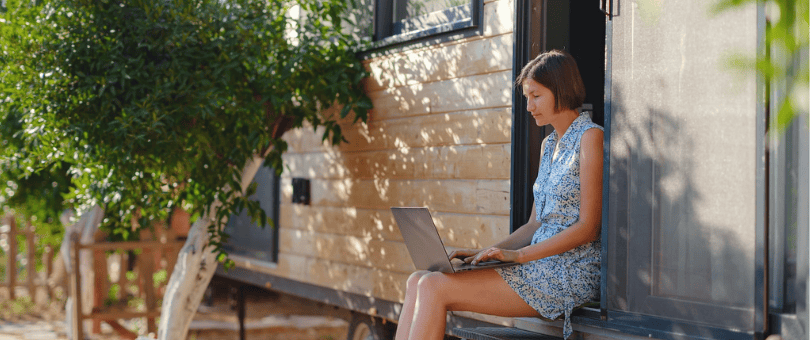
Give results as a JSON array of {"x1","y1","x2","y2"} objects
[{"x1": 391, "y1": 207, "x2": 518, "y2": 273}]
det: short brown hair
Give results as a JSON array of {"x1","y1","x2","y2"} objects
[{"x1": 516, "y1": 50, "x2": 586, "y2": 112}]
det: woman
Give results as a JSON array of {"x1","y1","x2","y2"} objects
[{"x1": 395, "y1": 50, "x2": 603, "y2": 340}]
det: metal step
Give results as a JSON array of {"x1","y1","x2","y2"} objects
[{"x1": 452, "y1": 327, "x2": 563, "y2": 340}]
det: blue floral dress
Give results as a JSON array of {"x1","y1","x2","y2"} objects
[{"x1": 496, "y1": 113, "x2": 601, "y2": 340}]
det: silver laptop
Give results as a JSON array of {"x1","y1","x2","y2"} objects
[{"x1": 391, "y1": 207, "x2": 518, "y2": 273}]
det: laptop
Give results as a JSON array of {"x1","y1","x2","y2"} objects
[{"x1": 391, "y1": 207, "x2": 519, "y2": 273}]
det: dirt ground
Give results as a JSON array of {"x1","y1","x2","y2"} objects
[
  {"x1": 187, "y1": 276, "x2": 352, "y2": 340},
  {"x1": 0, "y1": 276, "x2": 351, "y2": 340}
]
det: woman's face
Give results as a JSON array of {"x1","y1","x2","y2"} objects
[{"x1": 522, "y1": 79, "x2": 556, "y2": 127}]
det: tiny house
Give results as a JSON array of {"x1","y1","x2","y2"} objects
[{"x1": 215, "y1": 1, "x2": 810, "y2": 339}]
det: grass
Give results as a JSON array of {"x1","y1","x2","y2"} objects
[{"x1": 0, "y1": 295, "x2": 35, "y2": 319}]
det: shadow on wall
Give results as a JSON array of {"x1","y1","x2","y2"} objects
[
  {"x1": 607, "y1": 84, "x2": 755, "y2": 333},
  {"x1": 278, "y1": 21, "x2": 515, "y2": 303}
]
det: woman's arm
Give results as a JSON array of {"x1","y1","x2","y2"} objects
[
  {"x1": 492, "y1": 134, "x2": 549, "y2": 251},
  {"x1": 466, "y1": 128, "x2": 603, "y2": 265},
  {"x1": 450, "y1": 138, "x2": 548, "y2": 262},
  {"x1": 515, "y1": 128, "x2": 603, "y2": 263},
  {"x1": 448, "y1": 200, "x2": 542, "y2": 262},
  {"x1": 490, "y1": 206, "x2": 542, "y2": 250}
]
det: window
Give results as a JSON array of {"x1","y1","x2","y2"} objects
[
  {"x1": 346, "y1": 0, "x2": 481, "y2": 48},
  {"x1": 223, "y1": 164, "x2": 280, "y2": 263}
]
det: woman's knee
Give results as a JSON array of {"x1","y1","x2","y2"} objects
[
  {"x1": 406, "y1": 270, "x2": 430, "y2": 291},
  {"x1": 416, "y1": 272, "x2": 447, "y2": 298}
]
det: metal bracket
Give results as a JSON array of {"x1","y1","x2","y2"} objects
[
  {"x1": 292, "y1": 177, "x2": 311, "y2": 205},
  {"x1": 600, "y1": 0, "x2": 613, "y2": 19}
]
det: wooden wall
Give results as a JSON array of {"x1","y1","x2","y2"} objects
[{"x1": 260, "y1": 0, "x2": 514, "y2": 305}]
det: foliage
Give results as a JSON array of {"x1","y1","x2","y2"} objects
[
  {"x1": 0, "y1": 296, "x2": 35, "y2": 318},
  {"x1": 714, "y1": 0, "x2": 809, "y2": 131},
  {"x1": 0, "y1": 0, "x2": 72, "y2": 262},
  {"x1": 0, "y1": 0, "x2": 372, "y2": 262}
]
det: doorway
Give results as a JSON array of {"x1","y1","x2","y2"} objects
[{"x1": 510, "y1": 0, "x2": 607, "y2": 232}]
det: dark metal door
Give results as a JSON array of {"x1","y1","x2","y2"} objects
[{"x1": 604, "y1": 0, "x2": 763, "y2": 336}]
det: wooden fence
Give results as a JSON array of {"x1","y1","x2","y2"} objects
[
  {"x1": 69, "y1": 233, "x2": 184, "y2": 340},
  {"x1": 0, "y1": 215, "x2": 55, "y2": 302}
]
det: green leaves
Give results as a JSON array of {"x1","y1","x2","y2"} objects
[
  {"x1": 716, "y1": 0, "x2": 809, "y2": 132},
  {"x1": 0, "y1": 0, "x2": 70, "y2": 249},
  {"x1": 1, "y1": 0, "x2": 372, "y2": 259}
]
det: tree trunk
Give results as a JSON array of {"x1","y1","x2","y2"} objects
[
  {"x1": 60, "y1": 205, "x2": 104, "y2": 339},
  {"x1": 157, "y1": 155, "x2": 265, "y2": 340}
]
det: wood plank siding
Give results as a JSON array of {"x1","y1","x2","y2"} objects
[{"x1": 255, "y1": 0, "x2": 515, "y2": 304}]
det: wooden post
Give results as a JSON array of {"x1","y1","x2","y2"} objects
[
  {"x1": 169, "y1": 208, "x2": 191, "y2": 238},
  {"x1": 118, "y1": 252, "x2": 128, "y2": 300},
  {"x1": 43, "y1": 246, "x2": 53, "y2": 301},
  {"x1": 140, "y1": 247, "x2": 157, "y2": 334},
  {"x1": 163, "y1": 229, "x2": 178, "y2": 283},
  {"x1": 7, "y1": 216, "x2": 17, "y2": 300},
  {"x1": 144, "y1": 249, "x2": 157, "y2": 333},
  {"x1": 92, "y1": 247, "x2": 106, "y2": 334},
  {"x1": 26, "y1": 221, "x2": 36, "y2": 303},
  {"x1": 0, "y1": 215, "x2": 6, "y2": 295},
  {"x1": 237, "y1": 285, "x2": 246, "y2": 340},
  {"x1": 69, "y1": 234, "x2": 84, "y2": 340},
  {"x1": 164, "y1": 244, "x2": 178, "y2": 291}
]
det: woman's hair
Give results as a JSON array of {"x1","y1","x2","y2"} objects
[{"x1": 516, "y1": 50, "x2": 586, "y2": 112}]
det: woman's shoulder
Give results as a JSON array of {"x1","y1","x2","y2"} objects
[
  {"x1": 573, "y1": 116, "x2": 603, "y2": 145},
  {"x1": 581, "y1": 127, "x2": 603, "y2": 142},
  {"x1": 580, "y1": 127, "x2": 604, "y2": 152},
  {"x1": 577, "y1": 114, "x2": 603, "y2": 133},
  {"x1": 583, "y1": 122, "x2": 604, "y2": 132}
]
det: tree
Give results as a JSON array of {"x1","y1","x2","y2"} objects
[
  {"x1": 1, "y1": 0, "x2": 370, "y2": 254},
  {"x1": 0, "y1": 0, "x2": 74, "y2": 281},
  {"x1": 1, "y1": 0, "x2": 371, "y2": 337},
  {"x1": 0, "y1": 110, "x2": 71, "y2": 281}
]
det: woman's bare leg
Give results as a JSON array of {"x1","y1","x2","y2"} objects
[
  {"x1": 395, "y1": 270, "x2": 429, "y2": 340},
  {"x1": 408, "y1": 269, "x2": 539, "y2": 340}
]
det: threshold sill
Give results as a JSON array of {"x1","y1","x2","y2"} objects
[
  {"x1": 514, "y1": 310, "x2": 750, "y2": 340},
  {"x1": 514, "y1": 315, "x2": 667, "y2": 340}
]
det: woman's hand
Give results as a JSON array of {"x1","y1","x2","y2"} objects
[
  {"x1": 469, "y1": 247, "x2": 521, "y2": 265},
  {"x1": 448, "y1": 249, "x2": 481, "y2": 262}
]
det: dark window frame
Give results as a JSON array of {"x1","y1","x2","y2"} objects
[{"x1": 366, "y1": 0, "x2": 483, "y2": 51}]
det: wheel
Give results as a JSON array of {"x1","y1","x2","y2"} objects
[
  {"x1": 349, "y1": 321, "x2": 373, "y2": 340},
  {"x1": 346, "y1": 313, "x2": 393, "y2": 340}
]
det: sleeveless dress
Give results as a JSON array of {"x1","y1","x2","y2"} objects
[{"x1": 495, "y1": 113, "x2": 601, "y2": 340}]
